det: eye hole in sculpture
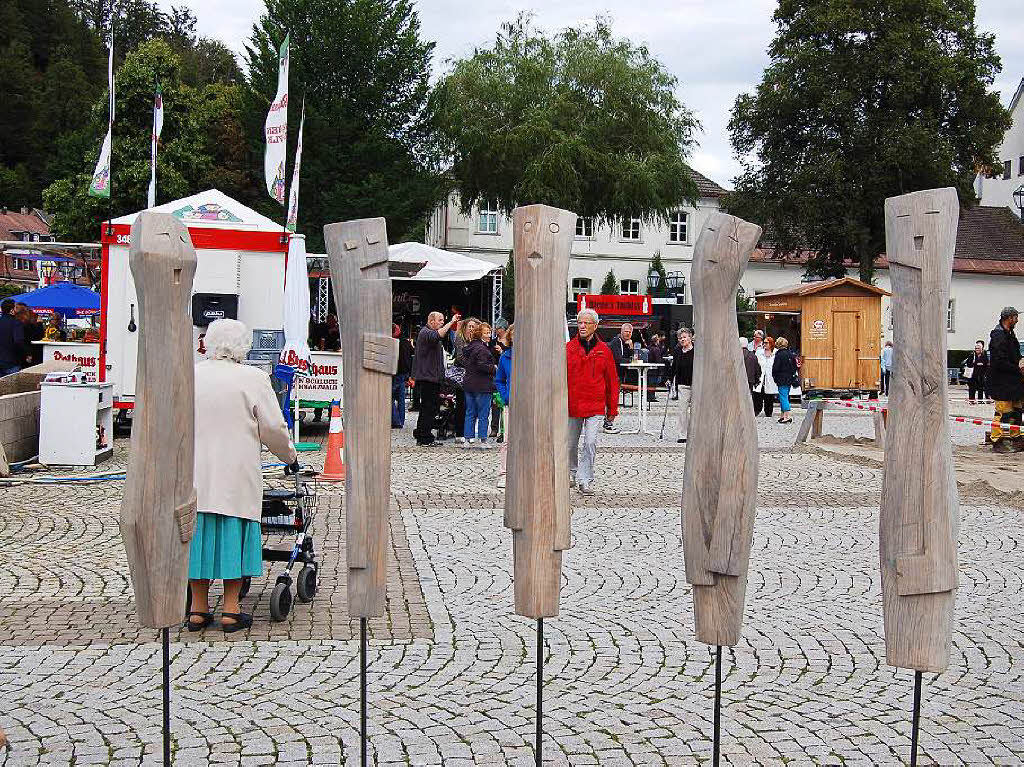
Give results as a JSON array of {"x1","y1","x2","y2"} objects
[
  {"x1": 549, "y1": 223, "x2": 559, "y2": 233},
  {"x1": 914, "y1": 236, "x2": 924, "y2": 251},
  {"x1": 173, "y1": 268, "x2": 182, "y2": 285},
  {"x1": 528, "y1": 252, "x2": 543, "y2": 268},
  {"x1": 524, "y1": 221, "x2": 533, "y2": 232}
]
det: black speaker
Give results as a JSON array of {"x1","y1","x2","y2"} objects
[{"x1": 191, "y1": 293, "x2": 239, "y2": 327}]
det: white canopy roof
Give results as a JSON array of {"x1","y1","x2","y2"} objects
[
  {"x1": 388, "y1": 242, "x2": 497, "y2": 282},
  {"x1": 111, "y1": 189, "x2": 282, "y2": 231}
]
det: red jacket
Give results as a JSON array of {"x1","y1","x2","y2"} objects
[{"x1": 566, "y1": 335, "x2": 620, "y2": 419}]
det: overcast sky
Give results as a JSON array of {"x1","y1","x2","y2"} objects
[{"x1": 159, "y1": 0, "x2": 1024, "y2": 190}]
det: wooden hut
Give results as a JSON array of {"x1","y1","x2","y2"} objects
[{"x1": 754, "y1": 278, "x2": 889, "y2": 395}]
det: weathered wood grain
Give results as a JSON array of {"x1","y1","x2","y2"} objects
[
  {"x1": 682, "y1": 211, "x2": 761, "y2": 647},
  {"x1": 880, "y1": 188, "x2": 959, "y2": 672},
  {"x1": 119, "y1": 212, "x2": 198, "y2": 628},
  {"x1": 324, "y1": 218, "x2": 398, "y2": 619},
  {"x1": 505, "y1": 205, "x2": 575, "y2": 619}
]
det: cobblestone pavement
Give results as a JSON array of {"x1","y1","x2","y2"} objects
[{"x1": 1, "y1": 395, "x2": 1022, "y2": 765}]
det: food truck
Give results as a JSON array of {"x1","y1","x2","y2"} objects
[
  {"x1": 753, "y1": 277, "x2": 889, "y2": 397},
  {"x1": 99, "y1": 190, "x2": 289, "y2": 415}
]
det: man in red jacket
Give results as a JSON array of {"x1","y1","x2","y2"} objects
[{"x1": 567, "y1": 308, "x2": 620, "y2": 495}]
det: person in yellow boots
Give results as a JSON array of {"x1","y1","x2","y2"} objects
[{"x1": 989, "y1": 307, "x2": 1024, "y2": 453}]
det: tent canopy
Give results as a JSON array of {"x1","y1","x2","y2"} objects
[
  {"x1": 388, "y1": 242, "x2": 498, "y2": 282},
  {"x1": 110, "y1": 189, "x2": 282, "y2": 231},
  {"x1": 8, "y1": 281, "x2": 100, "y2": 316}
]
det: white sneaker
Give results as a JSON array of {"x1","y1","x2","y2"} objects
[
  {"x1": 603, "y1": 423, "x2": 620, "y2": 434},
  {"x1": 455, "y1": 436, "x2": 466, "y2": 444},
  {"x1": 578, "y1": 484, "x2": 595, "y2": 496}
]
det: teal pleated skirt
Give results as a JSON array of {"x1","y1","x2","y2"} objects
[{"x1": 188, "y1": 512, "x2": 264, "y2": 580}]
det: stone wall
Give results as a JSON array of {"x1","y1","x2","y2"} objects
[{"x1": 0, "y1": 390, "x2": 41, "y2": 464}]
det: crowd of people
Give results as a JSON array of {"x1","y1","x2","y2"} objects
[{"x1": 0, "y1": 297, "x2": 59, "y2": 374}]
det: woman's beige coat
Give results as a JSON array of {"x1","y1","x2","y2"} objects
[{"x1": 194, "y1": 359, "x2": 296, "y2": 522}]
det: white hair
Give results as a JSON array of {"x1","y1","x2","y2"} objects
[
  {"x1": 739, "y1": 336, "x2": 748, "y2": 348},
  {"x1": 204, "y1": 319, "x2": 251, "y2": 362},
  {"x1": 753, "y1": 329, "x2": 764, "y2": 338},
  {"x1": 577, "y1": 308, "x2": 599, "y2": 324}
]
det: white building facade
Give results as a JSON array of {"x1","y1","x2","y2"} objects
[{"x1": 976, "y1": 78, "x2": 1024, "y2": 216}]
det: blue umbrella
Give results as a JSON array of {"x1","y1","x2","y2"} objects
[{"x1": 7, "y1": 282, "x2": 100, "y2": 318}]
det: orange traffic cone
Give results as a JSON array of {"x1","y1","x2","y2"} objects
[{"x1": 320, "y1": 400, "x2": 346, "y2": 482}]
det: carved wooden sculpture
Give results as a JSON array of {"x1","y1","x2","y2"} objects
[
  {"x1": 119, "y1": 212, "x2": 198, "y2": 628},
  {"x1": 324, "y1": 218, "x2": 398, "y2": 618},
  {"x1": 505, "y1": 205, "x2": 575, "y2": 618},
  {"x1": 880, "y1": 188, "x2": 959, "y2": 672},
  {"x1": 682, "y1": 212, "x2": 762, "y2": 647}
]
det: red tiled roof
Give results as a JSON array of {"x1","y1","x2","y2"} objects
[
  {"x1": 0, "y1": 209, "x2": 50, "y2": 241},
  {"x1": 750, "y1": 205, "x2": 1024, "y2": 277},
  {"x1": 686, "y1": 167, "x2": 728, "y2": 199}
]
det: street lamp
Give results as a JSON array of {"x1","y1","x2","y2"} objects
[
  {"x1": 646, "y1": 265, "x2": 661, "y2": 294},
  {"x1": 1013, "y1": 185, "x2": 1024, "y2": 219}
]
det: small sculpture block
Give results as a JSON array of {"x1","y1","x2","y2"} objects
[
  {"x1": 119, "y1": 211, "x2": 198, "y2": 629},
  {"x1": 505, "y1": 204, "x2": 576, "y2": 619},
  {"x1": 880, "y1": 188, "x2": 960, "y2": 672},
  {"x1": 682, "y1": 211, "x2": 762, "y2": 647},
  {"x1": 324, "y1": 217, "x2": 397, "y2": 618}
]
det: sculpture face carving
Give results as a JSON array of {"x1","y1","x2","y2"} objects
[
  {"x1": 682, "y1": 211, "x2": 761, "y2": 647},
  {"x1": 880, "y1": 188, "x2": 959, "y2": 672},
  {"x1": 119, "y1": 211, "x2": 198, "y2": 629},
  {"x1": 505, "y1": 204, "x2": 575, "y2": 619},
  {"x1": 324, "y1": 218, "x2": 399, "y2": 618}
]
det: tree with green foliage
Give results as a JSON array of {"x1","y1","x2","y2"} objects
[
  {"x1": 431, "y1": 14, "x2": 700, "y2": 226},
  {"x1": 736, "y1": 286, "x2": 756, "y2": 338},
  {"x1": 600, "y1": 269, "x2": 619, "y2": 295},
  {"x1": 727, "y1": 0, "x2": 1011, "y2": 282},
  {"x1": 243, "y1": 0, "x2": 444, "y2": 249},
  {"x1": 44, "y1": 39, "x2": 249, "y2": 239}
]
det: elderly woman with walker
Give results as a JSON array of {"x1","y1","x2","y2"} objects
[{"x1": 186, "y1": 319, "x2": 299, "y2": 632}]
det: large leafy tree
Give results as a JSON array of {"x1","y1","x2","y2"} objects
[
  {"x1": 43, "y1": 39, "x2": 249, "y2": 239},
  {"x1": 243, "y1": 0, "x2": 443, "y2": 249},
  {"x1": 728, "y1": 0, "x2": 1011, "y2": 282},
  {"x1": 430, "y1": 15, "x2": 700, "y2": 225}
]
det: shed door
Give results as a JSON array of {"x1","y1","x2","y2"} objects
[{"x1": 832, "y1": 311, "x2": 861, "y2": 388}]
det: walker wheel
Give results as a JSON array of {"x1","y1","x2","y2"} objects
[
  {"x1": 297, "y1": 565, "x2": 318, "y2": 603},
  {"x1": 269, "y1": 582, "x2": 292, "y2": 621},
  {"x1": 239, "y1": 577, "x2": 251, "y2": 599}
]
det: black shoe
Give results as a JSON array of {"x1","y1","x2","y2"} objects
[
  {"x1": 185, "y1": 611, "x2": 214, "y2": 632},
  {"x1": 677, "y1": 438, "x2": 687, "y2": 444},
  {"x1": 221, "y1": 612, "x2": 253, "y2": 633}
]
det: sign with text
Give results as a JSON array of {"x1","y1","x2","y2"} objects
[
  {"x1": 577, "y1": 294, "x2": 652, "y2": 316},
  {"x1": 43, "y1": 342, "x2": 100, "y2": 383}
]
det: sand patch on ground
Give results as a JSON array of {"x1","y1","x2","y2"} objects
[{"x1": 803, "y1": 435, "x2": 1024, "y2": 501}]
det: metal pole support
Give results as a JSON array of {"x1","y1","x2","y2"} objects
[
  {"x1": 361, "y1": 618, "x2": 368, "y2": 767},
  {"x1": 162, "y1": 627, "x2": 171, "y2": 766},
  {"x1": 910, "y1": 670, "x2": 923, "y2": 767},
  {"x1": 713, "y1": 645, "x2": 722, "y2": 767},
  {"x1": 536, "y1": 618, "x2": 543, "y2": 766}
]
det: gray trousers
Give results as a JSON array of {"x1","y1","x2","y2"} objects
[
  {"x1": 676, "y1": 385, "x2": 692, "y2": 438},
  {"x1": 568, "y1": 414, "x2": 603, "y2": 487}
]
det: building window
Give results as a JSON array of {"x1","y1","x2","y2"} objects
[
  {"x1": 571, "y1": 277, "x2": 591, "y2": 300},
  {"x1": 947, "y1": 299, "x2": 955, "y2": 333},
  {"x1": 477, "y1": 201, "x2": 499, "y2": 234},
  {"x1": 620, "y1": 279, "x2": 640, "y2": 295},
  {"x1": 12, "y1": 257, "x2": 32, "y2": 271},
  {"x1": 1019, "y1": 156, "x2": 1024, "y2": 176},
  {"x1": 620, "y1": 218, "x2": 641, "y2": 241},
  {"x1": 575, "y1": 217, "x2": 594, "y2": 239},
  {"x1": 1003, "y1": 160, "x2": 1012, "y2": 180},
  {"x1": 668, "y1": 211, "x2": 688, "y2": 243}
]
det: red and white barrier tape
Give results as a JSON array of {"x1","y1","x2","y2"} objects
[{"x1": 819, "y1": 399, "x2": 1022, "y2": 434}]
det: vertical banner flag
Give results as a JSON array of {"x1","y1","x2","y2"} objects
[
  {"x1": 286, "y1": 100, "x2": 305, "y2": 232},
  {"x1": 279, "y1": 234, "x2": 313, "y2": 375},
  {"x1": 89, "y1": 34, "x2": 115, "y2": 198},
  {"x1": 264, "y1": 33, "x2": 290, "y2": 205},
  {"x1": 147, "y1": 83, "x2": 164, "y2": 208}
]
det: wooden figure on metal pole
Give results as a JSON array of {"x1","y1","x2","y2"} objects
[
  {"x1": 881, "y1": 188, "x2": 960, "y2": 766},
  {"x1": 323, "y1": 217, "x2": 399, "y2": 767},
  {"x1": 681, "y1": 211, "x2": 761, "y2": 766},
  {"x1": 118, "y1": 210, "x2": 198, "y2": 766},
  {"x1": 504, "y1": 204, "x2": 576, "y2": 766}
]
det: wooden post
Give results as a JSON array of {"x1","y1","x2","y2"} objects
[
  {"x1": 682, "y1": 212, "x2": 762, "y2": 647},
  {"x1": 795, "y1": 400, "x2": 823, "y2": 444},
  {"x1": 873, "y1": 410, "x2": 887, "y2": 449},
  {"x1": 323, "y1": 218, "x2": 398, "y2": 618},
  {"x1": 880, "y1": 188, "x2": 959, "y2": 672},
  {"x1": 119, "y1": 211, "x2": 198, "y2": 628},
  {"x1": 504, "y1": 204, "x2": 575, "y2": 619}
]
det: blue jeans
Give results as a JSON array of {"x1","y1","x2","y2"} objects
[
  {"x1": 778, "y1": 385, "x2": 792, "y2": 414},
  {"x1": 464, "y1": 391, "x2": 492, "y2": 441},
  {"x1": 391, "y1": 376, "x2": 406, "y2": 427}
]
